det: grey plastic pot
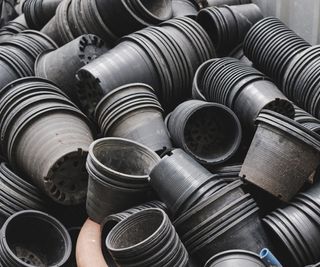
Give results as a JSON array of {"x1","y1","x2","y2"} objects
[
  {"x1": 0, "y1": 210, "x2": 72, "y2": 267},
  {"x1": 101, "y1": 201, "x2": 167, "y2": 266},
  {"x1": 205, "y1": 250, "x2": 265, "y2": 267},
  {"x1": 166, "y1": 100, "x2": 242, "y2": 166},
  {"x1": 241, "y1": 110, "x2": 320, "y2": 202},
  {"x1": 35, "y1": 34, "x2": 109, "y2": 101},
  {"x1": 0, "y1": 78, "x2": 94, "y2": 205},
  {"x1": 106, "y1": 208, "x2": 189, "y2": 267},
  {"x1": 86, "y1": 137, "x2": 160, "y2": 223},
  {"x1": 172, "y1": 0, "x2": 199, "y2": 18},
  {"x1": 150, "y1": 149, "x2": 226, "y2": 217},
  {"x1": 95, "y1": 83, "x2": 172, "y2": 153}
]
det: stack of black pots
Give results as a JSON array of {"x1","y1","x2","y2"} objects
[
  {"x1": 193, "y1": 57, "x2": 294, "y2": 129},
  {"x1": 0, "y1": 29, "x2": 57, "y2": 89},
  {"x1": 166, "y1": 100, "x2": 242, "y2": 166},
  {"x1": 77, "y1": 17, "x2": 215, "y2": 115},
  {"x1": 23, "y1": 0, "x2": 62, "y2": 30},
  {"x1": 35, "y1": 34, "x2": 109, "y2": 101},
  {"x1": 95, "y1": 83, "x2": 172, "y2": 154},
  {"x1": 150, "y1": 149, "x2": 227, "y2": 217},
  {"x1": 86, "y1": 137, "x2": 160, "y2": 223},
  {"x1": 283, "y1": 45, "x2": 320, "y2": 119},
  {"x1": 264, "y1": 182, "x2": 320, "y2": 267},
  {"x1": 173, "y1": 179, "x2": 270, "y2": 265},
  {"x1": 198, "y1": 3, "x2": 263, "y2": 55},
  {"x1": 0, "y1": 15, "x2": 28, "y2": 42},
  {"x1": 106, "y1": 208, "x2": 189, "y2": 267},
  {"x1": 41, "y1": 0, "x2": 173, "y2": 46},
  {"x1": 0, "y1": 77, "x2": 94, "y2": 205},
  {"x1": 0, "y1": 162, "x2": 47, "y2": 226},
  {"x1": 101, "y1": 201, "x2": 168, "y2": 266},
  {"x1": 0, "y1": 210, "x2": 72, "y2": 266},
  {"x1": 243, "y1": 16, "x2": 311, "y2": 86},
  {"x1": 240, "y1": 110, "x2": 320, "y2": 202},
  {"x1": 294, "y1": 105, "x2": 320, "y2": 134}
]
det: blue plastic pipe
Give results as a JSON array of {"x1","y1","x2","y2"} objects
[{"x1": 260, "y1": 248, "x2": 283, "y2": 267}]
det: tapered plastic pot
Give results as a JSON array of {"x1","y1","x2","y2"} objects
[
  {"x1": 150, "y1": 149, "x2": 226, "y2": 217},
  {"x1": 106, "y1": 208, "x2": 189, "y2": 267},
  {"x1": 101, "y1": 201, "x2": 167, "y2": 266},
  {"x1": 0, "y1": 210, "x2": 71, "y2": 267},
  {"x1": 167, "y1": 100, "x2": 242, "y2": 166},
  {"x1": 197, "y1": 4, "x2": 263, "y2": 55},
  {"x1": 35, "y1": 34, "x2": 109, "y2": 100},
  {"x1": 241, "y1": 110, "x2": 320, "y2": 202},
  {"x1": 204, "y1": 250, "x2": 265, "y2": 267},
  {"x1": 95, "y1": 83, "x2": 172, "y2": 153},
  {"x1": 86, "y1": 137, "x2": 160, "y2": 223}
]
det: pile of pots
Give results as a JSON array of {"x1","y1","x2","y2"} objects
[
  {"x1": 197, "y1": 3, "x2": 263, "y2": 55},
  {"x1": 0, "y1": 77, "x2": 94, "y2": 205},
  {"x1": 77, "y1": 17, "x2": 215, "y2": 114},
  {"x1": 95, "y1": 83, "x2": 172, "y2": 154},
  {"x1": 23, "y1": 0, "x2": 62, "y2": 30},
  {"x1": 192, "y1": 57, "x2": 295, "y2": 130},
  {"x1": 41, "y1": 0, "x2": 173, "y2": 46}
]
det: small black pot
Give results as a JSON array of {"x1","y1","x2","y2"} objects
[{"x1": 0, "y1": 210, "x2": 72, "y2": 267}]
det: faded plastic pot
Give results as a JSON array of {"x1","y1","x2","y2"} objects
[
  {"x1": 0, "y1": 77, "x2": 94, "y2": 205},
  {"x1": 101, "y1": 201, "x2": 167, "y2": 266},
  {"x1": 204, "y1": 250, "x2": 265, "y2": 267},
  {"x1": 23, "y1": 0, "x2": 62, "y2": 30},
  {"x1": 35, "y1": 34, "x2": 109, "y2": 101},
  {"x1": 106, "y1": 208, "x2": 189, "y2": 267},
  {"x1": 166, "y1": 100, "x2": 242, "y2": 166},
  {"x1": 241, "y1": 110, "x2": 320, "y2": 202},
  {"x1": 172, "y1": 0, "x2": 199, "y2": 17},
  {"x1": 86, "y1": 137, "x2": 160, "y2": 223},
  {"x1": 95, "y1": 83, "x2": 172, "y2": 153},
  {"x1": 0, "y1": 210, "x2": 72, "y2": 267},
  {"x1": 150, "y1": 149, "x2": 226, "y2": 217},
  {"x1": 198, "y1": 4, "x2": 263, "y2": 55}
]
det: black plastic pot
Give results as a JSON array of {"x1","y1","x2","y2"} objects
[
  {"x1": 77, "y1": 17, "x2": 215, "y2": 115},
  {"x1": 166, "y1": 100, "x2": 242, "y2": 166},
  {"x1": 106, "y1": 208, "x2": 189, "y2": 267},
  {"x1": 86, "y1": 137, "x2": 160, "y2": 223},
  {"x1": 172, "y1": 0, "x2": 200, "y2": 18},
  {"x1": 0, "y1": 210, "x2": 72, "y2": 267},
  {"x1": 205, "y1": 250, "x2": 265, "y2": 267},
  {"x1": 35, "y1": 34, "x2": 109, "y2": 101},
  {"x1": 23, "y1": 0, "x2": 62, "y2": 30},
  {"x1": 174, "y1": 180, "x2": 271, "y2": 265},
  {"x1": 95, "y1": 83, "x2": 172, "y2": 153},
  {"x1": 229, "y1": 43, "x2": 253, "y2": 66},
  {"x1": 199, "y1": 57, "x2": 294, "y2": 130},
  {"x1": 241, "y1": 110, "x2": 320, "y2": 202},
  {"x1": 101, "y1": 201, "x2": 167, "y2": 266},
  {"x1": 294, "y1": 105, "x2": 320, "y2": 135},
  {"x1": 243, "y1": 16, "x2": 311, "y2": 86},
  {"x1": 0, "y1": 77, "x2": 94, "y2": 205},
  {"x1": 0, "y1": 162, "x2": 47, "y2": 223},
  {"x1": 198, "y1": 4, "x2": 263, "y2": 56},
  {"x1": 264, "y1": 194, "x2": 320, "y2": 267},
  {"x1": 206, "y1": 0, "x2": 251, "y2": 7},
  {"x1": 150, "y1": 149, "x2": 227, "y2": 217},
  {"x1": 0, "y1": 15, "x2": 28, "y2": 42}
]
